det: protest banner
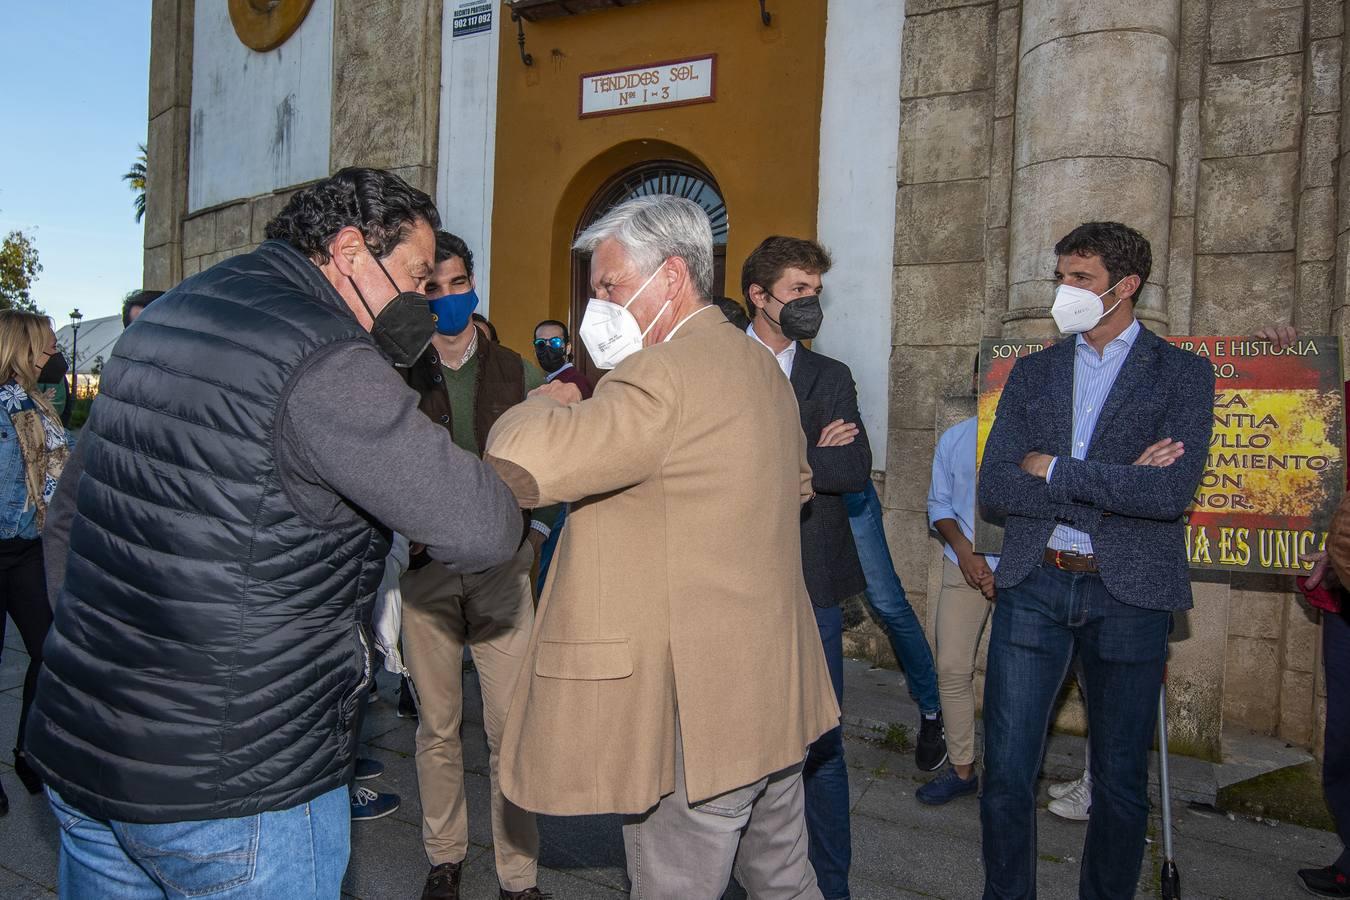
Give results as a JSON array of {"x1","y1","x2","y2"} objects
[{"x1": 974, "y1": 336, "x2": 1345, "y2": 574}]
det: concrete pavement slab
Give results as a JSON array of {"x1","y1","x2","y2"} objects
[
  {"x1": 344, "y1": 814, "x2": 453, "y2": 900},
  {"x1": 0, "y1": 770, "x2": 60, "y2": 891},
  {"x1": 2, "y1": 659, "x2": 1341, "y2": 899},
  {"x1": 0, "y1": 639, "x2": 27, "y2": 693},
  {"x1": 4, "y1": 618, "x2": 24, "y2": 652},
  {"x1": 0, "y1": 865, "x2": 56, "y2": 900},
  {"x1": 0, "y1": 690, "x2": 22, "y2": 764},
  {"x1": 537, "y1": 814, "x2": 627, "y2": 891}
]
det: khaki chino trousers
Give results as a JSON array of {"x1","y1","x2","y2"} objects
[
  {"x1": 934, "y1": 557, "x2": 995, "y2": 768},
  {"x1": 400, "y1": 541, "x2": 539, "y2": 891}
]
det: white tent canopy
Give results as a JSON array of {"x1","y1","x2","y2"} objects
[{"x1": 54, "y1": 314, "x2": 122, "y2": 376}]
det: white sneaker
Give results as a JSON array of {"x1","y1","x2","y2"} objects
[
  {"x1": 1048, "y1": 771, "x2": 1088, "y2": 800},
  {"x1": 1048, "y1": 777, "x2": 1092, "y2": 821}
]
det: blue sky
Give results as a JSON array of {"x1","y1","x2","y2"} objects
[{"x1": 0, "y1": 1, "x2": 151, "y2": 327}]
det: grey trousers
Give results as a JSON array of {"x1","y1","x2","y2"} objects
[{"x1": 622, "y1": 733, "x2": 822, "y2": 900}]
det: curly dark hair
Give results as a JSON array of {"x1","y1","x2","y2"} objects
[
  {"x1": 434, "y1": 230, "x2": 474, "y2": 277},
  {"x1": 740, "y1": 236, "x2": 832, "y2": 317},
  {"x1": 1053, "y1": 222, "x2": 1152, "y2": 301},
  {"x1": 122, "y1": 289, "x2": 164, "y2": 327},
  {"x1": 264, "y1": 167, "x2": 441, "y2": 264}
]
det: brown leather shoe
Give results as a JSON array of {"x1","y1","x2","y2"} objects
[{"x1": 421, "y1": 862, "x2": 462, "y2": 900}]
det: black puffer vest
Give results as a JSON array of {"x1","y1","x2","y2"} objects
[{"x1": 26, "y1": 241, "x2": 390, "y2": 823}]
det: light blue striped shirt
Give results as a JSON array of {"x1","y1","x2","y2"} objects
[
  {"x1": 1046, "y1": 318, "x2": 1141, "y2": 553},
  {"x1": 927, "y1": 416, "x2": 999, "y2": 570}
]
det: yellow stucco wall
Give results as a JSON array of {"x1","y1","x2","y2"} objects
[{"x1": 487, "y1": 0, "x2": 828, "y2": 351}]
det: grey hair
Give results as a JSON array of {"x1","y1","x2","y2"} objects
[{"x1": 573, "y1": 195, "x2": 715, "y2": 300}]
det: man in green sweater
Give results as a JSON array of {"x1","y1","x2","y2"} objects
[{"x1": 401, "y1": 232, "x2": 553, "y2": 900}]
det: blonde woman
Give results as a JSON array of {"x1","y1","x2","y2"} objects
[{"x1": 0, "y1": 311, "x2": 70, "y2": 816}]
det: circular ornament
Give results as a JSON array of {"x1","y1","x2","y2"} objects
[{"x1": 228, "y1": 0, "x2": 316, "y2": 52}]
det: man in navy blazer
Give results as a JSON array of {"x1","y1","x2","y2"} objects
[
  {"x1": 743, "y1": 236, "x2": 869, "y2": 900},
  {"x1": 978, "y1": 222, "x2": 1214, "y2": 899}
]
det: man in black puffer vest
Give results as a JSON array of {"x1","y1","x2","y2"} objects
[{"x1": 26, "y1": 168, "x2": 523, "y2": 899}]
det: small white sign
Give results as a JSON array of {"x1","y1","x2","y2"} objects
[
  {"x1": 580, "y1": 56, "x2": 716, "y2": 119},
  {"x1": 451, "y1": 0, "x2": 492, "y2": 37}
]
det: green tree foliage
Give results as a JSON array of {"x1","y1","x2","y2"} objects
[
  {"x1": 124, "y1": 143, "x2": 147, "y2": 223},
  {"x1": 0, "y1": 229, "x2": 42, "y2": 313}
]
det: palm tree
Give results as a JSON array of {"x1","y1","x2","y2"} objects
[{"x1": 123, "y1": 144, "x2": 147, "y2": 223}]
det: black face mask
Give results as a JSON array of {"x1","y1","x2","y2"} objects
[
  {"x1": 349, "y1": 248, "x2": 436, "y2": 368},
  {"x1": 535, "y1": 345, "x2": 567, "y2": 374},
  {"x1": 767, "y1": 293, "x2": 824, "y2": 341},
  {"x1": 37, "y1": 351, "x2": 68, "y2": 385}
]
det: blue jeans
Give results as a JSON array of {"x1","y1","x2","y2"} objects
[
  {"x1": 845, "y1": 480, "x2": 940, "y2": 715},
  {"x1": 804, "y1": 604, "x2": 851, "y2": 900},
  {"x1": 536, "y1": 503, "x2": 567, "y2": 595},
  {"x1": 980, "y1": 564, "x2": 1169, "y2": 900},
  {"x1": 1323, "y1": 605, "x2": 1350, "y2": 872},
  {"x1": 47, "y1": 785, "x2": 350, "y2": 899}
]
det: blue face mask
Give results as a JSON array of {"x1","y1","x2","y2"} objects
[{"x1": 428, "y1": 289, "x2": 479, "y2": 336}]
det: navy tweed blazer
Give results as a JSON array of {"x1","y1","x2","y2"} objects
[{"x1": 977, "y1": 325, "x2": 1215, "y2": 611}]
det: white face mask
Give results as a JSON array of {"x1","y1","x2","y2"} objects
[
  {"x1": 578, "y1": 261, "x2": 671, "y2": 369},
  {"x1": 1051, "y1": 278, "x2": 1126, "y2": 334}
]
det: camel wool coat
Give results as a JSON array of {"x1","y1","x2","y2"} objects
[{"x1": 483, "y1": 307, "x2": 840, "y2": 815}]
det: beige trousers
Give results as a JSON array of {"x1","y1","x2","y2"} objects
[
  {"x1": 934, "y1": 557, "x2": 995, "y2": 767},
  {"x1": 621, "y1": 721, "x2": 821, "y2": 900},
  {"x1": 400, "y1": 541, "x2": 539, "y2": 891}
]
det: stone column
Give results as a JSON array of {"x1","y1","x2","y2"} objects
[
  {"x1": 1334, "y1": 0, "x2": 1350, "y2": 353},
  {"x1": 884, "y1": 1, "x2": 1001, "y2": 642},
  {"x1": 143, "y1": 0, "x2": 194, "y2": 290},
  {"x1": 1194, "y1": 0, "x2": 1318, "y2": 757},
  {"x1": 1004, "y1": 1, "x2": 1181, "y2": 338},
  {"x1": 331, "y1": 0, "x2": 443, "y2": 196}
]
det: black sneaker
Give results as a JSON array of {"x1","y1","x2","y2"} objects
[
  {"x1": 422, "y1": 861, "x2": 463, "y2": 900},
  {"x1": 0, "y1": 778, "x2": 8, "y2": 817},
  {"x1": 398, "y1": 677, "x2": 419, "y2": 719},
  {"x1": 500, "y1": 889, "x2": 552, "y2": 899},
  {"x1": 353, "y1": 757, "x2": 384, "y2": 781},
  {"x1": 916, "y1": 712, "x2": 948, "y2": 771},
  {"x1": 1299, "y1": 866, "x2": 1350, "y2": 897}
]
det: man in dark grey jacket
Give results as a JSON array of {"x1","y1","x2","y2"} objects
[
  {"x1": 27, "y1": 168, "x2": 522, "y2": 899},
  {"x1": 977, "y1": 222, "x2": 1214, "y2": 900}
]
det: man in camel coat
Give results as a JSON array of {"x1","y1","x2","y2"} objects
[{"x1": 484, "y1": 195, "x2": 838, "y2": 900}]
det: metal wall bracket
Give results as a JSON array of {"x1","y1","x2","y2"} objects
[{"x1": 511, "y1": 9, "x2": 535, "y2": 66}]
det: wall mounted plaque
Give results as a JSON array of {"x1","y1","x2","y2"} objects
[
  {"x1": 580, "y1": 56, "x2": 716, "y2": 119},
  {"x1": 229, "y1": 0, "x2": 316, "y2": 52}
]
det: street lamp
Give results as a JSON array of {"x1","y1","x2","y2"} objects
[{"x1": 68, "y1": 308, "x2": 82, "y2": 403}]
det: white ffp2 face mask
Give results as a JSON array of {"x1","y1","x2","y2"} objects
[
  {"x1": 1051, "y1": 278, "x2": 1126, "y2": 334},
  {"x1": 578, "y1": 262, "x2": 671, "y2": 369}
]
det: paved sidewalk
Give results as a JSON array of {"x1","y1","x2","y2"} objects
[{"x1": 0, "y1": 624, "x2": 1339, "y2": 898}]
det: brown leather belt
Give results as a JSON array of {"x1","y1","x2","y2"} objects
[{"x1": 1043, "y1": 548, "x2": 1099, "y2": 573}]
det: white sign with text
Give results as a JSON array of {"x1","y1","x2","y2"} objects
[{"x1": 580, "y1": 56, "x2": 716, "y2": 118}]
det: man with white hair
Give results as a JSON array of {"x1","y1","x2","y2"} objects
[{"x1": 484, "y1": 195, "x2": 839, "y2": 898}]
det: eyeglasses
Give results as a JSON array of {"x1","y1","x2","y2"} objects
[{"x1": 533, "y1": 337, "x2": 566, "y2": 350}]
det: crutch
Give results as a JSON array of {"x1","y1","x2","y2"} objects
[{"x1": 1158, "y1": 668, "x2": 1181, "y2": 899}]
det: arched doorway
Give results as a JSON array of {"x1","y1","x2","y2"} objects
[{"x1": 569, "y1": 159, "x2": 729, "y2": 383}]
